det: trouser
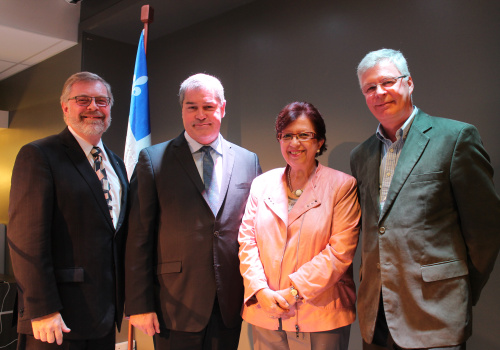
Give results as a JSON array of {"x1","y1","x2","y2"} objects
[
  {"x1": 154, "y1": 298, "x2": 241, "y2": 350},
  {"x1": 17, "y1": 329, "x2": 115, "y2": 350},
  {"x1": 252, "y1": 323, "x2": 351, "y2": 350}
]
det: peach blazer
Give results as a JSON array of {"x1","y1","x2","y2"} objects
[{"x1": 238, "y1": 164, "x2": 361, "y2": 332}]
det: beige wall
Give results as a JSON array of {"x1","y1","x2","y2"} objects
[{"x1": 0, "y1": 45, "x2": 81, "y2": 225}]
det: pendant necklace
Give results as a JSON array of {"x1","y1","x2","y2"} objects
[{"x1": 287, "y1": 167, "x2": 303, "y2": 197}]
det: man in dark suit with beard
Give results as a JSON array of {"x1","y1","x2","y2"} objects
[
  {"x1": 8, "y1": 72, "x2": 128, "y2": 349},
  {"x1": 125, "y1": 73, "x2": 261, "y2": 350}
]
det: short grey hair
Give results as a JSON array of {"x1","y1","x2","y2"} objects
[
  {"x1": 357, "y1": 48, "x2": 411, "y2": 85},
  {"x1": 60, "y1": 71, "x2": 114, "y2": 107},
  {"x1": 178, "y1": 73, "x2": 225, "y2": 107}
]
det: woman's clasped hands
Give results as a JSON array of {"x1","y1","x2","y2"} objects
[{"x1": 255, "y1": 287, "x2": 298, "y2": 319}]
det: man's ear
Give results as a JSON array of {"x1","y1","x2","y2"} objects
[
  {"x1": 407, "y1": 76, "x2": 414, "y2": 95},
  {"x1": 220, "y1": 101, "x2": 226, "y2": 118},
  {"x1": 61, "y1": 102, "x2": 69, "y2": 115}
]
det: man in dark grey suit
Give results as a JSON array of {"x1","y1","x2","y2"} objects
[
  {"x1": 350, "y1": 49, "x2": 500, "y2": 350},
  {"x1": 8, "y1": 72, "x2": 128, "y2": 349},
  {"x1": 125, "y1": 73, "x2": 261, "y2": 350}
]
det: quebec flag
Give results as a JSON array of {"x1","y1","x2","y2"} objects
[{"x1": 124, "y1": 29, "x2": 151, "y2": 180}]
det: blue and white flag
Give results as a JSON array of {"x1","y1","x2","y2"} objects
[{"x1": 124, "y1": 29, "x2": 151, "y2": 180}]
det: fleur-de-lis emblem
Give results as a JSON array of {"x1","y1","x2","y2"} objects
[{"x1": 132, "y1": 75, "x2": 148, "y2": 96}]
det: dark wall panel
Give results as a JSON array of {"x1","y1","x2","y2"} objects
[
  {"x1": 141, "y1": 1, "x2": 500, "y2": 349},
  {"x1": 81, "y1": 32, "x2": 136, "y2": 157}
]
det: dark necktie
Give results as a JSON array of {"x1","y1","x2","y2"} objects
[
  {"x1": 91, "y1": 146, "x2": 113, "y2": 216},
  {"x1": 200, "y1": 146, "x2": 219, "y2": 214}
]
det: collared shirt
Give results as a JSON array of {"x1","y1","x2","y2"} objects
[
  {"x1": 184, "y1": 131, "x2": 223, "y2": 194},
  {"x1": 68, "y1": 126, "x2": 122, "y2": 228},
  {"x1": 377, "y1": 106, "x2": 418, "y2": 211}
]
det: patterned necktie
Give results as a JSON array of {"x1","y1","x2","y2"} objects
[
  {"x1": 91, "y1": 146, "x2": 113, "y2": 216},
  {"x1": 200, "y1": 146, "x2": 219, "y2": 215}
]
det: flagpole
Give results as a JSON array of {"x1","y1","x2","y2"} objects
[
  {"x1": 141, "y1": 5, "x2": 154, "y2": 54},
  {"x1": 128, "y1": 8, "x2": 154, "y2": 350}
]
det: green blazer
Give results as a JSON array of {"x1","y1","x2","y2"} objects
[{"x1": 350, "y1": 109, "x2": 500, "y2": 348}]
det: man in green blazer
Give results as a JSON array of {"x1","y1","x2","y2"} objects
[{"x1": 350, "y1": 48, "x2": 500, "y2": 350}]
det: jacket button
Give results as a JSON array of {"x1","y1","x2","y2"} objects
[
  {"x1": 379, "y1": 227, "x2": 386, "y2": 234},
  {"x1": 214, "y1": 231, "x2": 220, "y2": 237},
  {"x1": 376, "y1": 263, "x2": 380, "y2": 269}
]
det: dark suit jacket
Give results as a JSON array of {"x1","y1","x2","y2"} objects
[
  {"x1": 8, "y1": 127, "x2": 128, "y2": 339},
  {"x1": 125, "y1": 132, "x2": 261, "y2": 332},
  {"x1": 350, "y1": 110, "x2": 500, "y2": 349}
]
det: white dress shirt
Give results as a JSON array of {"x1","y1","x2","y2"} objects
[
  {"x1": 68, "y1": 126, "x2": 122, "y2": 228},
  {"x1": 184, "y1": 131, "x2": 223, "y2": 195}
]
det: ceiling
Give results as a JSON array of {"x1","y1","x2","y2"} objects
[
  {"x1": 0, "y1": 0, "x2": 80, "y2": 81},
  {"x1": 80, "y1": 0, "x2": 256, "y2": 45},
  {"x1": 0, "y1": 0, "x2": 255, "y2": 82}
]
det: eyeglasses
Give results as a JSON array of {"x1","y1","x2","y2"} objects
[
  {"x1": 68, "y1": 96, "x2": 111, "y2": 107},
  {"x1": 277, "y1": 132, "x2": 317, "y2": 142},
  {"x1": 362, "y1": 75, "x2": 408, "y2": 95}
]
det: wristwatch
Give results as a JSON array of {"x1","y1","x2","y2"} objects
[{"x1": 290, "y1": 286, "x2": 300, "y2": 300}]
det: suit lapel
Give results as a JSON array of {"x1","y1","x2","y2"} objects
[
  {"x1": 59, "y1": 128, "x2": 115, "y2": 230},
  {"x1": 379, "y1": 111, "x2": 432, "y2": 222},
  {"x1": 262, "y1": 166, "x2": 322, "y2": 227},
  {"x1": 364, "y1": 136, "x2": 383, "y2": 220},
  {"x1": 288, "y1": 165, "x2": 321, "y2": 226},
  {"x1": 105, "y1": 144, "x2": 128, "y2": 233},
  {"x1": 172, "y1": 133, "x2": 235, "y2": 217},
  {"x1": 218, "y1": 137, "x2": 234, "y2": 215},
  {"x1": 263, "y1": 168, "x2": 289, "y2": 226},
  {"x1": 172, "y1": 133, "x2": 205, "y2": 193}
]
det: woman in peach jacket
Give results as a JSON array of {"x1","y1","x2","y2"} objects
[{"x1": 238, "y1": 102, "x2": 361, "y2": 350}]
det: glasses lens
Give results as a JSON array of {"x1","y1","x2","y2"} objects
[
  {"x1": 381, "y1": 78, "x2": 397, "y2": 88},
  {"x1": 363, "y1": 85, "x2": 375, "y2": 95},
  {"x1": 279, "y1": 132, "x2": 316, "y2": 141},
  {"x1": 297, "y1": 132, "x2": 314, "y2": 140},
  {"x1": 75, "y1": 97, "x2": 92, "y2": 106},
  {"x1": 94, "y1": 97, "x2": 109, "y2": 106},
  {"x1": 363, "y1": 76, "x2": 405, "y2": 95},
  {"x1": 72, "y1": 96, "x2": 109, "y2": 107}
]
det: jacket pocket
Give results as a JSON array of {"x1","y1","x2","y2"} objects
[
  {"x1": 409, "y1": 171, "x2": 444, "y2": 183},
  {"x1": 235, "y1": 182, "x2": 251, "y2": 190},
  {"x1": 156, "y1": 261, "x2": 182, "y2": 275},
  {"x1": 55, "y1": 267, "x2": 84, "y2": 283},
  {"x1": 421, "y1": 259, "x2": 468, "y2": 282}
]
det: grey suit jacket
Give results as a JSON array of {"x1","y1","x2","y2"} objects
[
  {"x1": 8, "y1": 127, "x2": 128, "y2": 338},
  {"x1": 125, "y1": 132, "x2": 261, "y2": 332},
  {"x1": 350, "y1": 110, "x2": 500, "y2": 348}
]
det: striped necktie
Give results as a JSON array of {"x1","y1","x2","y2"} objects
[{"x1": 91, "y1": 146, "x2": 113, "y2": 216}]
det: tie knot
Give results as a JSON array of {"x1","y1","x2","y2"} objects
[
  {"x1": 200, "y1": 146, "x2": 212, "y2": 154},
  {"x1": 91, "y1": 146, "x2": 102, "y2": 158}
]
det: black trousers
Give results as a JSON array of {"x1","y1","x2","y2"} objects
[
  {"x1": 17, "y1": 329, "x2": 115, "y2": 350},
  {"x1": 154, "y1": 298, "x2": 241, "y2": 350}
]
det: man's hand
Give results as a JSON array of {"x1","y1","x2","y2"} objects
[
  {"x1": 32, "y1": 312, "x2": 71, "y2": 345},
  {"x1": 130, "y1": 312, "x2": 160, "y2": 336},
  {"x1": 255, "y1": 288, "x2": 290, "y2": 317}
]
